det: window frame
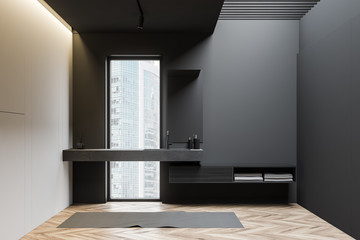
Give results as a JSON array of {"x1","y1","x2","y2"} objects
[{"x1": 106, "y1": 55, "x2": 163, "y2": 201}]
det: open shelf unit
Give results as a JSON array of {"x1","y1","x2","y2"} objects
[
  {"x1": 233, "y1": 167, "x2": 296, "y2": 183},
  {"x1": 169, "y1": 165, "x2": 296, "y2": 184}
]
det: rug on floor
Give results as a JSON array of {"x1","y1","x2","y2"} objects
[{"x1": 57, "y1": 211, "x2": 243, "y2": 228}]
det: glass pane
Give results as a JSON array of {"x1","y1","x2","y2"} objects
[{"x1": 109, "y1": 60, "x2": 160, "y2": 199}]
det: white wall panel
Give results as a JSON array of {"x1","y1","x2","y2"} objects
[
  {"x1": 0, "y1": 113, "x2": 25, "y2": 239},
  {"x1": 26, "y1": 20, "x2": 72, "y2": 228},
  {"x1": 0, "y1": 1, "x2": 25, "y2": 113},
  {"x1": 0, "y1": 0, "x2": 72, "y2": 238}
]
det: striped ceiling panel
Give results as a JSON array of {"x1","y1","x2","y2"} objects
[{"x1": 219, "y1": 0, "x2": 321, "y2": 20}]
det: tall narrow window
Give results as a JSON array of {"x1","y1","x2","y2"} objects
[{"x1": 108, "y1": 59, "x2": 160, "y2": 199}]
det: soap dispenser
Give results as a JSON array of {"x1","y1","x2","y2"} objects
[
  {"x1": 187, "y1": 137, "x2": 193, "y2": 149},
  {"x1": 193, "y1": 134, "x2": 200, "y2": 149}
]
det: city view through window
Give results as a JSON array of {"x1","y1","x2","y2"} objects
[{"x1": 109, "y1": 59, "x2": 160, "y2": 199}]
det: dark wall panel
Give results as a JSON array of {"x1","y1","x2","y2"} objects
[
  {"x1": 298, "y1": 14, "x2": 360, "y2": 239},
  {"x1": 350, "y1": 15, "x2": 360, "y2": 240},
  {"x1": 299, "y1": 0, "x2": 360, "y2": 50},
  {"x1": 73, "y1": 162, "x2": 106, "y2": 203},
  {"x1": 73, "y1": 21, "x2": 298, "y2": 202},
  {"x1": 167, "y1": 72, "x2": 203, "y2": 142},
  {"x1": 73, "y1": 35, "x2": 106, "y2": 148},
  {"x1": 202, "y1": 21, "x2": 298, "y2": 167},
  {"x1": 73, "y1": 21, "x2": 298, "y2": 168},
  {"x1": 72, "y1": 33, "x2": 210, "y2": 149}
]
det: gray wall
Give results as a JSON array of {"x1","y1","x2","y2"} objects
[
  {"x1": 74, "y1": 20, "x2": 298, "y2": 166},
  {"x1": 201, "y1": 21, "x2": 298, "y2": 167},
  {"x1": 298, "y1": 2, "x2": 360, "y2": 238},
  {"x1": 73, "y1": 20, "x2": 298, "y2": 199},
  {"x1": 73, "y1": 33, "x2": 210, "y2": 149},
  {"x1": 300, "y1": 0, "x2": 360, "y2": 50},
  {"x1": 167, "y1": 70, "x2": 203, "y2": 143}
]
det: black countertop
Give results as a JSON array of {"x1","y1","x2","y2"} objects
[{"x1": 63, "y1": 148, "x2": 203, "y2": 162}]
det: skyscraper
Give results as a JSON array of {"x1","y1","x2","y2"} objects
[{"x1": 109, "y1": 60, "x2": 160, "y2": 199}]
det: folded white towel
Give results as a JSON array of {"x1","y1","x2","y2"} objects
[
  {"x1": 234, "y1": 173, "x2": 262, "y2": 177},
  {"x1": 264, "y1": 178, "x2": 293, "y2": 182},
  {"x1": 234, "y1": 176, "x2": 264, "y2": 181},
  {"x1": 264, "y1": 173, "x2": 293, "y2": 179}
]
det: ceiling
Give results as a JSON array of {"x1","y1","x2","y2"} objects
[
  {"x1": 44, "y1": 0, "x2": 224, "y2": 33},
  {"x1": 219, "y1": 0, "x2": 321, "y2": 20}
]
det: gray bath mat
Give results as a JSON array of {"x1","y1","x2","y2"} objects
[{"x1": 58, "y1": 211, "x2": 243, "y2": 228}]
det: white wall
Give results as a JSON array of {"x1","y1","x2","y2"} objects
[{"x1": 0, "y1": 0, "x2": 72, "y2": 238}]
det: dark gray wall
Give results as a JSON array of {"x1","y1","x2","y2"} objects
[
  {"x1": 73, "y1": 33, "x2": 210, "y2": 148},
  {"x1": 167, "y1": 71, "x2": 203, "y2": 143},
  {"x1": 201, "y1": 21, "x2": 298, "y2": 167},
  {"x1": 298, "y1": 4, "x2": 360, "y2": 238},
  {"x1": 300, "y1": 0, "x2": 360, "y2": 50},
  {"x1": 73, "y1": 20, "x2": 298, "y2": 200},
  {"x1": 74, "y1": 20, "x2": 298, "y2": 166}
]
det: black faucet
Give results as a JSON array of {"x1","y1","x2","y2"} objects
[{"x1": 166, "y1": 130, "x2": 172, "y2": 149}]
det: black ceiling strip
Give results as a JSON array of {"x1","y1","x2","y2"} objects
[
  {"x1": 220, "y1": 0, "x2": 320, "y2": 20},
  {"x1": 136, "y1": 0, "x2": 144, "y2": 29}
]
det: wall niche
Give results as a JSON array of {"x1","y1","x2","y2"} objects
[{"x1": 167, "y1": 69, "x2": 203, "y2": 144}]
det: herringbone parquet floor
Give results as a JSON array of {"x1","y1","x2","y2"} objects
[{"x1": 22, "y1": 202, "x2": 353, "y2": 240}]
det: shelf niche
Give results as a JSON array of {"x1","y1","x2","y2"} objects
[{"x1": 167, "y1": 69, "x2": 203, "y2": 143}]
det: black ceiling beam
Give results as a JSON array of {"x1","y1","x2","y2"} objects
[{"x1": 220, "y1": 0, "x2": 320, "y2": 20}]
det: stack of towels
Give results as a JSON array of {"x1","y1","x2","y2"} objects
[
  {"x1": 264, "y1": 173, "x2": 293, "y2": 182},
  {"x1": 234, "y1": 173, "x2": 263, "y2": 182}
]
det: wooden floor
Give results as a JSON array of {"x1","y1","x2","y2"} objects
[{"x1": 22, "y1": 202, "x2": 353, "y2": 240}]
